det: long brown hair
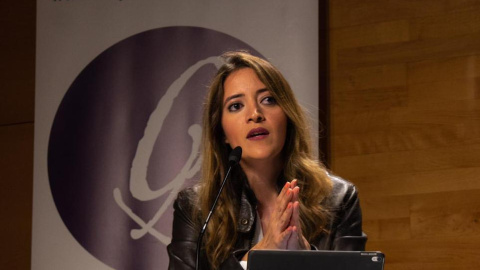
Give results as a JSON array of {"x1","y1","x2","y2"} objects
[{"x1": 197, "y1": 51, "x2": 332, "y2": 268}]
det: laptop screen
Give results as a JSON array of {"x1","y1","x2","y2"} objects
[{"x1": 248, "y1": 250, "x2": 385, "y2": 270}]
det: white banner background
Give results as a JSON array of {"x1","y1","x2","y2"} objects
[{"x1": 33, "y1": 1, "x2": 319, "y2": 269}]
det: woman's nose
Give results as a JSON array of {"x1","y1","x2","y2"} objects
[{"x1": 248, "y1": 108, "x2": 265, "y2": 123}]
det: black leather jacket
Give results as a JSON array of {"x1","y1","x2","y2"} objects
[{"x1": 167, "y1": 175, "x2": 367, "y2": 270}]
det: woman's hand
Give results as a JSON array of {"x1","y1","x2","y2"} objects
[
  {"x1": 241, "y1": 180, "x2": 309, "y2": 261},
  {"x1": 253, "y1": 182, "x2": 295, "y2": 250},
  {"x1": 252, "y1": 180, "x2": 310, "y2": 250}
]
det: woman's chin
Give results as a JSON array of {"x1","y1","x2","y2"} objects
[{"x1": 241, "y1": 152, "x2": 282, "y2": 164}]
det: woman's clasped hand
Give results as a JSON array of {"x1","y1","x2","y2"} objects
[{"x1": 250, "y1": 179, "x2": 310, "y2": 252}]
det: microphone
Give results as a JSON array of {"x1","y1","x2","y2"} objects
[
  {"x1": 228, "y1": 146, "x2": 242, "y2": 165},
  {"x1": 195, "y1": 146, "x2": 242, "y2": 270}
]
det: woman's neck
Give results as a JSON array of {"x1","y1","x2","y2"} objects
[{"x1": 240, "y1": 158, "x2": 282, "y2": 209}]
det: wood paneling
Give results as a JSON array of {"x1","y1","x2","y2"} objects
[
  {"x1": 0, "y1": 124, "x2": 33, "y2": 270},
  {"x1": 330, "y1": 0, "x2": 448, "y2": 29},
  {"x1": 0, "y1": 1, "x2": 35, "y2": 125},
  {"x1": 330, "y1": 0, "x2": 480, "y2": 269},
  {"x1": 0, "y1": 1, "x2": 35, "y2": 269}
]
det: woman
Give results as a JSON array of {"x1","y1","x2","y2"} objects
[{"x1": 167, "y1": 51, "x2": 366, "y2": 269}]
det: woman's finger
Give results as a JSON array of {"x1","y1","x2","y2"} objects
[
  {"x1": 291, "y1": 201, "x2": 301, "y2": 227},
  {"x1": 280, "y1": 226, "x2": 294, "y2": 244},
  {"x1": 288, "y1": 186, "x2": 300, "y2": 226},
  {"x1": 290, "y1": 179, "x2": 297, "y2": 189},
  {"x1": 292, "y1": 186, "x2": 300, "y2": 203},
  {"x1": 278, "y1": 201, "x2": 294, "y2": 229},
  {"x1": 275, "y1": 183, "x2": 293, "y2": 216},
  {"x1": 288, "y1": 202, "x2": 310, "y2": 250}
]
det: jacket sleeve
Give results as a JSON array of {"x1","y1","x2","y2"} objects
[
  {"x1": 331, "y1": 183, "x2": 367, "y2": 251},
  {"x1": 167, "y1": 190, "x2": 199, "y2": 270},
  {"x1": 167, "y1": 189, "x2": 245, "y2": 270}
]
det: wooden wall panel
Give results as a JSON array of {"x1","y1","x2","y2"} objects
[
  {"x1": 330, "y1": 0, "x2": 448, "y2": 29},
  {"x1": 0, "y1": 124, "x2": 33, "y2": 269},
  {"x1": 0, "y1": 1, "x2": 35, "y2": 269},
  {"x1": 330, "y1": 0, "x2": 480, "y2": 269},
  {"x1": 0, "y1": 1, "x2": 35, "y2": 125}
]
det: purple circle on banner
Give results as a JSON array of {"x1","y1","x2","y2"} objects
[{"x1": 48, "y1": 26, "x2": 263, "y2": 270}]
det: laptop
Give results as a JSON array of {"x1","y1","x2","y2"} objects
[{"x1": 247, "y1": 250, "x2": 385, "y2": 270}]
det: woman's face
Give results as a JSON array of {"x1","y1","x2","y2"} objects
[{"x1": 221, "y1": 68, "x2": 287, "y2": 164}]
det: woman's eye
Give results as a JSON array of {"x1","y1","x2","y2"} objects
[
  {"x1": 227, "y1": 103, "x2": 243, "y2": 112},
  {"x1": 261, "y1": 96, "x2": 277, "y2": 105}
]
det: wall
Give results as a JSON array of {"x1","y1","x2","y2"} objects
[
  {"x1": 329, "y1": 1, "x2": 480, "y2": 269},
  {"x1": 4, "y1": 1, "x2": 480, "y2": 269},
  {"x1": 0, "y1": 1, "x2": 35, "y2": 269}
]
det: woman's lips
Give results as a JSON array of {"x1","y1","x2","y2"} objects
[{"x1": 247, "y1": 127, "x2": 269, "y2": 140}]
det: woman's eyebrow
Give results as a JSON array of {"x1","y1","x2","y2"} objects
[
  {"x1": 223, "y1": 88, "x2": 269, "y2": 107},
  {"x1": 224, "y1": 93, "x2": 244, "y2": 106},
  {"x1": 256, "y1": 88, "x2": 269, "y2": 95}
]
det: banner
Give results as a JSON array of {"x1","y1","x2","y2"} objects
[{"x1": 33, "y1": 1, "x2": 319, "y2": 269}]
